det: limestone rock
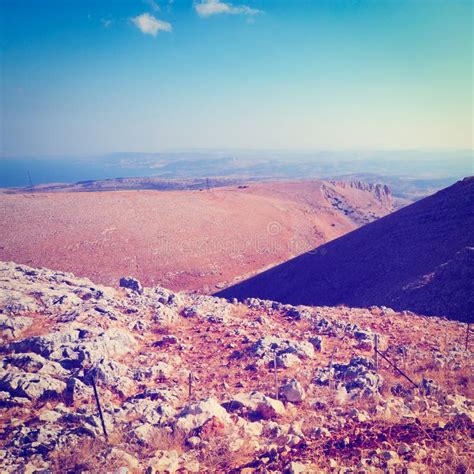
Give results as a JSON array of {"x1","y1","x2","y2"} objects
[
  {"x1": 315, "y1": 356, "x2": 383, "y2": 397},
  {"x1": 0, "y1": 315, "x2": 33, "y2": 339},
  {"x1": 276, "y1": 352, "x2": 301, "y2": 368},
  {"x1": 226, "y1": 391, "x2": 286, "y2": 420},
  {"x1": 0, "y1": 371, "x2": 66, "y2": 401},
  {"x1": 280, "y1": 379, "x2": 305, "y2": 403},
  {"x1": 176, "y1": 398, "x2": 231, "y2": 433},
  {"x1": 2, "y1": 353, "x2": 68, "y2": 378},
  {"x1": 149, "y1": 450, "x2": 180, "y2": 473},
  {"x1": 286, "y1": 461, "x2": 307, "y2": 473},
  {"x1": 119, "y1": 277, "x2": 143, "y2": 294},
  {"x1": 250, "y1": 336, "x2": 314, "y2": 367},
  {"x1": 308, "y1": 336, "x2": 323, "y2": 352}
]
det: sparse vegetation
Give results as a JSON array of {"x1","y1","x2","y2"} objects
[{"x1": 0, "y1": 262, "x2": 472, "y2": 473}]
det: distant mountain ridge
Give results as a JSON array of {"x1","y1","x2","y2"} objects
[{"x1": 216, "y1": 177, "x2": 474, "y2": 322}]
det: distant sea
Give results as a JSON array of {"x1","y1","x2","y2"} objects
[{"x1": 0, "y1": 157, "x2": 155, "y2": 188}]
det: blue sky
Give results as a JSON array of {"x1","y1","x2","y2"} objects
[{"x1": 0, "y1": 0, "x2": 472, "y2": 155}]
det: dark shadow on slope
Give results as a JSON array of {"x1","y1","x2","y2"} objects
[{"x1": 216, "y1": 177, "x2": 474, "y2": 322}]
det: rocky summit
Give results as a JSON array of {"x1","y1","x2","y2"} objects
[{"x1": 0, "y1": 261, "x2": 472, "y2": 473}]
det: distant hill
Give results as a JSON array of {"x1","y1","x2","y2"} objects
[
  {"x1": 4, "y1": 177, "x2": 255, "y2": 193},
  {"x1": 216, "y1": 177, "x2": 474, "y2": 322},
  {"x1": 0, "y1": 180, "x2": 393, "y2": 292}
]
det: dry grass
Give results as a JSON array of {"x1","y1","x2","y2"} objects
[
  {"x1": 49, "y1": 438, "x2": 109, "y2": 473},
  {"x1": 141, "y1": 426, "x2": 187, "y2": 457},
  {"x1": 197, "y1": 428, "x2": 256, "y2": 472},
  {"x1": 48, "y1": 425, "x2": 253, "y2": 473},
  {"x1": 47, "y1": 425, "x2": 187, "y2": 473}
]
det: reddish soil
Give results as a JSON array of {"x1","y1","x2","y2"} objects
[{"x1": 0, "y1": 180, "x2": 392, "y2": 293}]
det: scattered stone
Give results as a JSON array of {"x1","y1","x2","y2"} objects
[
  {"x1": 130, "y1": 319, "x2": 150, "y2": 332},
  {"x1": 176, "y1": 398, "x2": 231, "y2": 433},
  {"x1": 284, "y1": 307, "x2": 303, "y2": 320},
  {"x1": 148, "y1": 450, "x2": 180, "y2": 473},
  {"x1": 380, "y1": 450, "x2": 399, "y2": 463},
  {"x1": 313, "y1": 318, "x2": 336, "y2": 335},
  {"x1": 280, "y1": 379, "x2": 305, "y2": 403},
  {"x1": 186, "y1": 436, "x2": 201, "y2": 449},
  {"x1": 354, "y1": 329, "x2": 374, "y2": 350},
  {"x1": 65, "y1": 377, "x2": 92, "y2": 404},
  {"x1": 312, "y1": 426, "x2": 331, "y2": 438},
  {"x1": 182, "y1": 306, "x2": 199, "y2": 318},
  {"x1": 109, "y1": 448, "x2": 140, "y2": 472},
  {"x1": 348, "y1": 408, "x2": 369, "y2": 422},
  {"x1": 420, "y1": 378, "x2": 439, "y2": 396},
  {"x1": 92, "y1": 359, "x2": 134, "y2": 396},
  {"x1": 308, "y1": 336, "x2": 323, "y2": 352},
  {"x1": 38, "y1": 410, "x2": 62, "y2": 423},
  {"x1": 0, "y1": 260, "x2": 470, "y2": 473},
  {"x1": 276, "y1": 352, "x2": 301, "y2": 368},
  {"x1": 153, "y1": 305, "x2": 179, "y2": 324},
  {"x1": 398, "y1": 443, "x2": 411, "y2": 456},
  {"x1": 391, "y1": 383, "x2": 412, "y2": 398},
  {"x1": 250, "y1": 336, "x2": 314, "y2": 367},
  {"x1": 119, "y1": 277, "x2": 143, "y2": 294},
  {"x1": 286, "y1": 461, "x2": 307, "y2": 474},
  {"x1": 225, "y1": 391, "x2": 286, "y2": 420},
  {"x1": 2, "y1": 352, "x2": 68, "y2": 378},
  {"x1": 134, "y1": 424, "x2": 158, "y2": 443},
  {"x1": 0, "y1": 315, "x2": 33, "y2": 339},
  {"x1": 0, "y1": 371, "x2": 66, "y2": 401},
  {"x1": 153, "y1": 335, "x2": 179, "y2": 348},
  {"x1": 314, "y1": 356, "x2": 383, "y2": 397}
]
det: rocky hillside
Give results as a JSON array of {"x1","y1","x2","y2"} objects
[
  {"x1": 217, "y1": 177, "x2": 474, "y2": 322},
  {"x1": 327, "y1": 181, "x2": 392, "y2": 210},
  {"x1": 0, "y1": 262, "x2": 472, "y2": 473},
  {"x1": 0, "y1": 180, "x2": 393, "y2": 293}
]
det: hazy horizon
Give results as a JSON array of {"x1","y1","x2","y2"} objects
[
  {"x1": 1, "y1": 146, "x2": 473, "y2": 159},
  {"x1": 0, "y1": 148, "x2": 471, "y2": 188}
]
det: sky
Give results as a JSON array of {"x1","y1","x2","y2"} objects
[{"x1": 0, "y1": 0, "x2": 472, "y2": 155}]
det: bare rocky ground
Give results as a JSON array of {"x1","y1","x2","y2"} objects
[{"x1": 0, "y1": 261, "x2": 472, "y2": 473}]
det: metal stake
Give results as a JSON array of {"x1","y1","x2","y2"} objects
[
  {"x1": 374, "y1": 334, "x2": 379, "y2": 371},
  {"x1": 91, "y1": 373, "x2": 108, "y2": 440},
  {"x1": 273, "y1": 353, "x2": 279, "y2": 400},
  {"x1": 188, "y1": 372, "x2": 193, "y2": 400}
]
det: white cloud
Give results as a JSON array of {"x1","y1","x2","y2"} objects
[
  {"x1": 102, "y1": 19, "x2": 113, "y2": 28},
  {"x1": 195, "y1": 0, "x2": 261, "y2": 18},
  {"x1": 131, "y1": 13, "x2": 172, "y2": 36}
]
